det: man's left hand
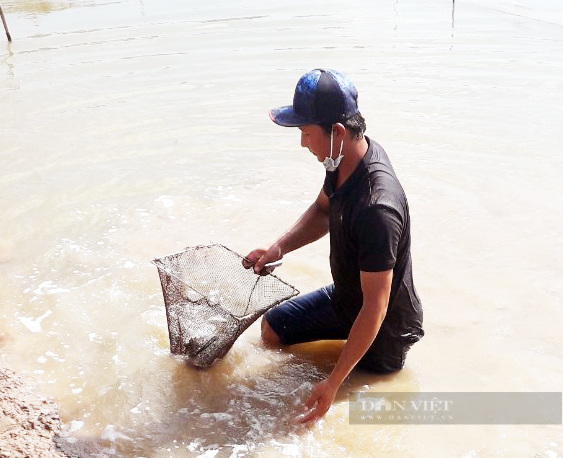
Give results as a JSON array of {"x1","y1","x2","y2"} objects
[{"x1": 295, "y1": 378, "x2": 339, "y2": 424}]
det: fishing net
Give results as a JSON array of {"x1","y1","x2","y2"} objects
[{"x1": 152, "y1": 243, "x2": 299, "y2": 368}]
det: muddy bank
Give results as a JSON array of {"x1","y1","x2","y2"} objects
[
  {"x1": 0, "y1": 364, "x2": 70, "y2": 457},
  {"x1": 0, "y1": 359, "x2": 122, "y2": 458}
]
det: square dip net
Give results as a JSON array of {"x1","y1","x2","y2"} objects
[{"x1": 152, "y1": 243, "x2": 299, "y2": 368}]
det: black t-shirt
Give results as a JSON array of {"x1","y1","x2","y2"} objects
[{"x1": 323, "y1": 137, "x2": 423, "y2": 348}]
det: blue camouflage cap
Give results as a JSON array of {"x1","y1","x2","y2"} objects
[{"x1": 269, "y1": 69, "x2": 359, "y2": 127}]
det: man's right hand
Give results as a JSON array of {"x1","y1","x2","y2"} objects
[{"x1": 243, "y1": 245, "x2": 283, "y2": 275}]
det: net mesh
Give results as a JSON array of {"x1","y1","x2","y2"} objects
[{"x1": 152, "y1": 243, "x2": 299, "y2": 368}]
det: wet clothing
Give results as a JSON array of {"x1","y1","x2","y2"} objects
[{"x1": 265, "y1": 137, "x2": 423, "y2": 373}]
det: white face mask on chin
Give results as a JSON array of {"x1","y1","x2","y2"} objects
[{"x1": 323, "y1": 128, "x2": 344, "y2": 172}]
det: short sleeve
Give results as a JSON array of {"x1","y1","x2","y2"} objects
[{"x1": 354, "y1": 205, "x2": 403, "y2": 272}]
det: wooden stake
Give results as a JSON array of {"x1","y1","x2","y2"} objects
[{"x1": 0, "y1": 1, "x2": 11, "y2": 42}]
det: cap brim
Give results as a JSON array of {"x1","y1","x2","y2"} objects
[{"x1": 269, "y1": 106, "x2": 313, "y2": 127}]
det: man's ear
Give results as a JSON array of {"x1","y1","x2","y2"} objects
[{"x1": 332, "y1": 123, "x2": 346, "y2": 139}]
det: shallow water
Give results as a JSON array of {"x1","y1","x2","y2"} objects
[{"x1": 1, "y1": 0, "x2": 562, "y2": 456}]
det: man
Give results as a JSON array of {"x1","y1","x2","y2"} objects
[{"x1": 245, "y1": 69, "x2": 423, "y2": 423}]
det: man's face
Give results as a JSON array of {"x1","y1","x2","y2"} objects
[{"x1": 299, "y1": 124, "x2": 331, "y2": 162}]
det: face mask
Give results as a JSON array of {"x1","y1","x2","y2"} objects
[{"x1": 323, "y1": 128, "x2": 344, "y2": 172}]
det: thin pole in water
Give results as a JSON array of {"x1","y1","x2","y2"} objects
[{"x1": 0, "y1": 1, "x2": 11, "y2": 42}]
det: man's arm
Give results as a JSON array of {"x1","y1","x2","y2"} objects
[
  {"x1": 296, "y1": 269, "x2": 393, "y2": 423},
  {"x1": 246, "y1": 188, "x2": 330, "y2": 273}
]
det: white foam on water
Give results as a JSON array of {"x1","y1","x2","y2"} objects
[
  {"x1": 101, "y1": 425, "x2": 133, "y2": 443},
  {"x1": 18, "y1": 310, "x2": 52, "y2": 333},
  {"x1": 69, "y1": 420, "x2": 84, "y2": 432}
]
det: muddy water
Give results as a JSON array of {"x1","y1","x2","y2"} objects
[{"x1": 1, "y1": 0, "x2": 562, "y2": 456}]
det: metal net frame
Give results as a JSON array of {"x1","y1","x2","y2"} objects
[{"x1": 152, "y1": 243, "x2": 299, "y2": 367}]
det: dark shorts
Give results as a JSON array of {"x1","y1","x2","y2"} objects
[{"x1": 264, "y1": 284, "x2": 410, "y2": 374}]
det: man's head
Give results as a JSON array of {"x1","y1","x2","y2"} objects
[
  {"x1": 270, "y1": 69, "x2": 367, "y2": 170},
  {"x1": 269, "y1": 69, "x2": 364, "y2": 137}
]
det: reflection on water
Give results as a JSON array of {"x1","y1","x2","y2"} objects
[
  {"x1": 55, "y1": 340, "x2": 403, "y2": 457},
  {"x1": 3, "y1": 0, "x2": 77, "y2": 15},
  {"x1": 3, "y1": 0, "x2": 130, "y2": 15},
  {"x1": 1, "y1": 43, "x2": 17, "y2": 89},
  {"x1": 451, "y1": 0, "x2": 455, "y2": 37},
  {"x1": 56, "y1": 355, "x2": 328, "y2": 456}
]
